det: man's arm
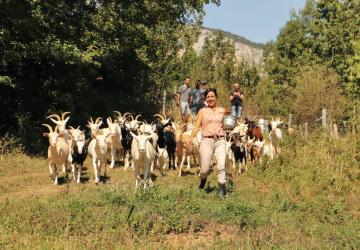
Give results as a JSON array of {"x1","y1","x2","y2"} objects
[
  {"x1": 239, "y1": 93, "x2": 244, "y2": 101},
  {"x1": 176, "y1": 93, "x2": 180, "y2": 106},
  {"x1": 188, "y1": 90, "x2": 193, "y2": 105},
  {"x1": 229, "y1": 91, "x2": 234, "y2": 101}
]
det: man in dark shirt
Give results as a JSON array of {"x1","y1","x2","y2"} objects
[{"x1": 189, "y1": 79, "x2": 205, "y2": 117}]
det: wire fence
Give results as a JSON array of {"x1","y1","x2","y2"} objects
[{"x1": 160, "y1": 90, "x2": 357, "y2": 139}]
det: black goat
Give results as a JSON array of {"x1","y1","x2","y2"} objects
[
  {"x1": 155, "y1": 122, "x2": 176, "y2": 170},
  {"x1": 230, "y1": 140, "x2": 247, "y2": 173},
  {"x1": 120, "y1": 124, "x2": 133, "y2": 170},
  {"x1": 71, "y1": 140, "x2": 88, "y2": 183}
]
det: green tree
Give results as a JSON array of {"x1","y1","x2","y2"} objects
[{"x1": 0, "y1": 0, "x2": 219, "y2": 152}]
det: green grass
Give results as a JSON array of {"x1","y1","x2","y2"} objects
[{"x1": 0, "y1": 131, "x2": 359, "y2": 249}]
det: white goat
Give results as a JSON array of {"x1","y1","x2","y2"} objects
[
  {"x1": 106, "y1": 117, "x2": 123, "y2": 169},
  {"x1": 130, "y1": 131, "x2": 156, "y2": 190},
  {"x1": 42, "y1": 124, "x2": 69, "y2": 185},
  {"x1": 225, "y1": 137, "x2": 236, "y2": 169},
  {"x1": 86, "y1": 117, "x2": 103, "y2": 138},
  {"x1": 47, "y1": 112, "x2": 72, "y2": 173},
  {"x1": 269, "y1": 118, "x2": 283, "y2": 157},
  {"x1": 156, "y1": 145, "x2": 169, "y2": 176},
  {"x1": 88, "y1": 131, "x2": 110, "y2": 184}
]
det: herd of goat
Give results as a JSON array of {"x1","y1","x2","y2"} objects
[{"x1": 42, "y1": 111, "x2": 284, "y2": 189}]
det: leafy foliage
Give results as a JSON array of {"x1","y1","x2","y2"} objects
[
  {"x1": 265, "y1": 0, "x2": 360, "y2": 101},
  {"x1": 0, "y1": 0, "x2": 215, "y2": 151}
]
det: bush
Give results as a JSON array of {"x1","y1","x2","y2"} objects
[
  {"x1": 0, "y1": 134, "x2": 22, "y2": 155},
  {"x1": 291, "y1": 65, "x2": 346, "y2": 124}
]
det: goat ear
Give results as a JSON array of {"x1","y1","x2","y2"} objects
[
  {"x1": 64, "y1": 117, "x2": 70, "y2": 123},
  {"x1": 129, "y1": 131, "x2": 137, "y2": 140}
]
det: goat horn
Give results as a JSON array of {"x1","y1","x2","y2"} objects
[
  {"x1": 114, "y1": 111, "x2": 122, "y2": 117},
  {"x1": 90, "y1": 117, "x2": 94, "y2": 123},
  {"x1": 69, "y1": 126, "x2": 75, "y2": 130},
  {"x1": 128, "y1": 115, "x2": 134, "y2": 121},
  {"x1": 61, "y1": 112, "x2": 71, "y2": 120},
  {"x1": 95, "y1": 117, "x2": 102, "y2": 124},
  {"x1": 46, "y1": 114, "x2": 61, "y2": 121},
  {"x1": 107, "y1": 117, "x2": 113, "y2": 123},
  {"x1": 42, "y1": 123, "x2": 53, "y2": 132},
  {"x1": 153, "y1": 114, "x2": 164, "y2": 121},
  {"x1": 123, "y1": 112, "x2": 131, "y2": 118},
  {"x1": 134, "y1": 115, "x2": 141, "y2": 121}
]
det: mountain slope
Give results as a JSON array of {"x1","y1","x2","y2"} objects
[{"x1": 192, "y1": 27, "x2": 264, "y2": 65}]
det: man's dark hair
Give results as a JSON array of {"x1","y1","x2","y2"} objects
[{"x1": 204, "y1": 88, "x2": 217, "y2": 98}]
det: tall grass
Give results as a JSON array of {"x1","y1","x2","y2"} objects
[{"x1": 0, "y1": 131, "x2": 359, "y2": 249}]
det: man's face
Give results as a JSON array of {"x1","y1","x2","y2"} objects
[
  {"x1": 234, "y1": 84, "x2": 239, "y2": 91},
  {"x1": 184, "y1": 78, "x2": 190, "y2": 85}
]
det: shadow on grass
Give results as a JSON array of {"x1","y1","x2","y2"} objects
[{"x1": 100, "y1": 175, "x2": 110, "y2": 183}]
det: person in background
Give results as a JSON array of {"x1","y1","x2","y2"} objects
[
  {"x1": 229, "y1": 82, "x2": 244, "y2": 119},
  {"x1": 200, "y1": 80, "x2": 208, "y2": 107},
  {"x1": 176, "y1": 76, "x2": 192, "y2": 123},
  {"x1": 188, "y1": 88, "x2": 228, "y2": 199},
  {"x1": 189, "y1": 79, "x2": 205, "y2": 117}
]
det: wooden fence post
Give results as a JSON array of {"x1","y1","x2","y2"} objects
[
  {"x1": 352, "y1": 105, "x2": 356, "y2": 134},
  {"x1": 333, "y1": 123, "x2": 339, "y2": 139},
  {"x1": 172, "y1": 86, "x2": 177, "y2": 118},
  {"x1": 288, "y1": 113, "x2": 293, "y2": 128},
  {"x1": 162, "y1": 90, "x2": 166, "y2": 116},
  {"x1": 322, "y1": 108, "x2": 327, "y2": 128}
]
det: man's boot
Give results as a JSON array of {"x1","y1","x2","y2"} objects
[
  {"x1": 199, "y1": 178, "x2": 207, "y2": 190},
  {"x1": 218, "y1": 183, "x2": 226, "y2": 199}
]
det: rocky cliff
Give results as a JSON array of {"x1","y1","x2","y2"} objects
[{"x1": 192, "y1": 28, "x2": 264, "y2": 65}]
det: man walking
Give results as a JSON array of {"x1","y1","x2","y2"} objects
[
  {"x1": 176, "y1": 76, "x2": 192, "y2": 123},
  {"x1": 189, "y1": 79, "x2": 205, "y2": 117}
]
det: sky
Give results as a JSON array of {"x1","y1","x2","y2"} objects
[{"x1": 203, "y1": 0, "x2": 307, "y2": 44}]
